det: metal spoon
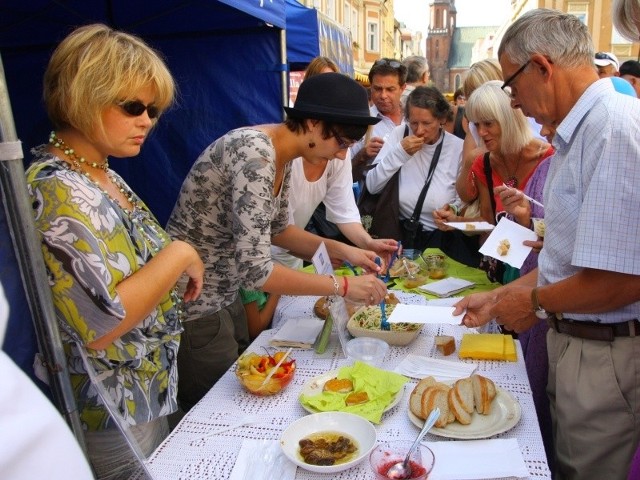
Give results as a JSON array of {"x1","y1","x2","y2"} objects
[{"x1": 385, "y1": 407, "x2": 440, "y2": 479}]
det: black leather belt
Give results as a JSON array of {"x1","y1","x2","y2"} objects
[{"x1": 547, "y1": 315, "x2": 640, "y2": 342}]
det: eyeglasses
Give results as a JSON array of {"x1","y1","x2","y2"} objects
[
  {"x1": 500, "y1": 60, "x2": 530, "y2": 99},
  {"x1": 373, "y1": 58, "x2": 402, "y2": 69},
  {"x1": 117, "y1": 100, "x2": 160, "y2": 119},
  {"x1": 329, "y1": 127, "x2": 356, "y2": 149}
]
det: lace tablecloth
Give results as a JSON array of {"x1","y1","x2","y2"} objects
[{"x1": 148, "y1": 294, "x2": 552, "y2": 479}]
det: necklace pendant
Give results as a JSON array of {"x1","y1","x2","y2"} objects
[{"x1": 504, "y1": 176, "x2": 518, "y2": 188}]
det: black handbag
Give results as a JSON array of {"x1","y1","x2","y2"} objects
[{"x1": 400, "y1": 132, "x2": 444, "y2": 249}]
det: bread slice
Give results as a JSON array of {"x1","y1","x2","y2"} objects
[
  {"x1": 471, "y1": 374, "x2": 497, "y2": 414},
  {"x1": 323, "y1": 378, "x2": 353, "y2": 393},
  {"x1": 421, "y1": 386, "x2": 453, "y2": 428},
  {"x1": 345, "y1": 391, "x2": 369, "y2": 406},
  {"x1": 448, "y1": 386, "x2": 472, "y2": 425},
  {"x1": 453, "y1": 378, "x2": 475, "y2": 414},
  {"x1": 409, "y1": 377, "x2": 438, "y2": 419},
  {"x1": 435, "y1": 335, "x2": 456, "y2": 356}
]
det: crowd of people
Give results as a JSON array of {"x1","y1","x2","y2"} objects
[{"x1": 3, "y1": 1, "x2": 640, "y2": 478}]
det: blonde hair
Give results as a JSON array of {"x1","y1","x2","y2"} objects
[
  {"x1": 44, "y1": 24, "x2": 175, "y2": 139},
  {"x1": 465, "y1": 80, "x2": 532, "y2": 156},
  {"x1": 304, "y1": 56, "x2": 339, "y2": 80},
  {"x1": 462, "y1": 59, "x2": 502, "y2": 98}
]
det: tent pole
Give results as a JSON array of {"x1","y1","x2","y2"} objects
[
  {"x1": 280, "y1": 28, "x2": 288, "y2": 119},
  {"x1": 0, "y1": 53, "x2": 88, "y2": 454}
]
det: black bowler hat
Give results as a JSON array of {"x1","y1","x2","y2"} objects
[{"x1": 284, "y1": 72, "x2": 380, "y2": 126}]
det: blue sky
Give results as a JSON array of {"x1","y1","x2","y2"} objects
[{"x1": 395, "y1": 0, "x2": 511, "y2": 34}]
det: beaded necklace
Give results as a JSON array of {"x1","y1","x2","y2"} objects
[{"x1": 48, "y1": 131, "x2": 184, "y2": 321}]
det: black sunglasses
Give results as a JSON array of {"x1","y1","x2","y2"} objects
[
  {"x1": 118, "y1": 100, "x2": 160, "y2": 119},
  {"x1": 500, "y1": 60, "x2": 530, "y2": 99},
  {"x1": 374, "y1": 58, "x2": 402, "y2": 69},
  {"x1": 329, "y1": 126, "x2": 356, "y2": 150},
  {"x1": 595, "y1": 52, "x2": 615, "y2": 62}
]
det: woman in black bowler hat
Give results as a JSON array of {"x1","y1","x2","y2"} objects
[{"x1": 166, "y1": 72, "x2": 390, "y2": 411}]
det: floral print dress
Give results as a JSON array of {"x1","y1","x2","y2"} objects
[
  {"x1": 166, "y1": 128, "x2": 290, "y2": 319},
  {"x1": 26, "y1": 147, "x2": 182, "y2": 430}
]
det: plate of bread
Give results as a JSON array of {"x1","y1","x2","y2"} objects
[
  {"x1": 407, "y1": 374, "x2": 521, "y2": 439},
  {"x1": 299, "y1": 370, "x2": 403, "y2": 414}
]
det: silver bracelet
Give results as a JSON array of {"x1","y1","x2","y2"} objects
[{"x1": 328, "y1": 274, "x2": 340, "y2": 296}]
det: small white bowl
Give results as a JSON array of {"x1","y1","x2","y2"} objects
[
  {"x1": 280, "y1": 411, "x2": 377, "y2": 474},
  {"x1": 345, "y1": 337, "x2": 390, "y2": 366}
]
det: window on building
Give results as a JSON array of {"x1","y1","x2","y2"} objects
[
  {"x1": 567, "y1": 2, "x2": 588, "y2": 24},
  {"x1": 455, "y1": 74, "x2": 461, "y2": 90},
  {"x1": 367, "y1": 21, "x2": 379, "y2": 52},
  {"x1": 343, "y1": 3, "x2": 350, "y2": 30},
  {"x1": 352, "y1": 8, "x2": 358, "y2": 38},
  {"x1": 435, "y1": 40, "x2": 439, "y2": 61},
  {"x1": 327, "y1": 0, "x2": 336, "y2": 21}
]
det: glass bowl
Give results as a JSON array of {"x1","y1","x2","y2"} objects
[
  {"x1": 369, "y1": 440, "x2": 435, "y2": 480},
  {"x1": 235, "y1": 351, "x2": 296, "y2": 396}
]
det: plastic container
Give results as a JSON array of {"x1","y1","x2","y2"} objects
[{"x1": 345, "y1": 337, "x2": 389, "y2": 366}]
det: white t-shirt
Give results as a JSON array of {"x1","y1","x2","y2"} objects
[
  {"x1": 366, "y1": 126, "x2": 463, "y2": 231},
  {"x1": 0, "y1": 283, "x2": 94, "y2": 479},
  {"x1": 272, "y1": 156, "x2": 360, "y2": 269}
]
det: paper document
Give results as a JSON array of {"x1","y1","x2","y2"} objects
[{"x1": 386, "y1": 304, "x2": 464, "y2": 325}]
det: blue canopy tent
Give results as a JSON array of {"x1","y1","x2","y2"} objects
[
  {"x1": 285, "y1": 0, "x2": 354, "y2": 76},
  {"x1": 0, "y1": 0, "x2": 287, "y2": 447}
]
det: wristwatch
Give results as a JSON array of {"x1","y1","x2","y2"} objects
[{"x1": 531, "y1": 287, "x2": 549, "y2": 319}]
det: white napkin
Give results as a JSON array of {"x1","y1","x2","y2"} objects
[
  {"x1": 444, "y1": 221, "x2": 495, "y2": 232},
  {"x1": 424, "y1": 438, "x2": 529, "y2": 479},
  {"x1": 418, "y1": 278, "x2": 475, "y2": 298},
  {"x1": 395, "y1": 354, "x2": 477, "y2": 381},
  {"x1": 229, "y1": 439, "x2": 297, "y2": 480},
  {"x1": 479, "y1": 217, "x2": 538, "y2": 269},
  {"x1": 387, "y1": 304, "x2": 464, "y2": 325},
  {"x1": 270, "y1": 317, "x2": 324, "y2": 348}
]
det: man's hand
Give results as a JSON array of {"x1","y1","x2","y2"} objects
[
  {"x1": 489, "y1": 284, "x2": 539, "y2": 333},
  {"x1": 453, "y1": 291, "x2": 499, "y2": 327}
]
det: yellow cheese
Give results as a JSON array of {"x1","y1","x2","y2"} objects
[
  {"x1": 503, "y1": 334, "x2": 517, "y2": 362},
  {"x1": 458, "y1": 333, "x2": 517, "y2": 362}
]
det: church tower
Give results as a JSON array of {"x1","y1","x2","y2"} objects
[{"x1": 426, "y1": 0, "x2": 456, "y2": 92}]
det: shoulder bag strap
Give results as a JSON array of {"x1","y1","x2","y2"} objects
[
  {"x1": 483, "y1": 151, "x2": 497, "y2": 220},
  {"x1": 409, "y1": 130, "x2": 445, "y2": 222}
]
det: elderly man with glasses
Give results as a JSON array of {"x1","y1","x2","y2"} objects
[
  {"x1": 351, "y1": 58, "x2": 407, "y2": 184},
  {"x1": 454, "y1": 9, "x2": 640, "y2": 480}
]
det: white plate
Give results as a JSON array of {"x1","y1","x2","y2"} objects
[
  {"x1": 280, "y1": 412, "x2": 377, "y2": 474},
  {"x1": 299, "y1": 370, "x2": 404, "y2": 414},
  {"x1": 445, "y1": 221, "x2": 495, "y2": 233},
  {"x1": 408, "y1": 387, "x2": 521, "y2": 439}
]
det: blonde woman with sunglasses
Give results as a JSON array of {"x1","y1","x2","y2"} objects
[{"x1": 26, "y1": 24, "x2": 204, "y2": 479}]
